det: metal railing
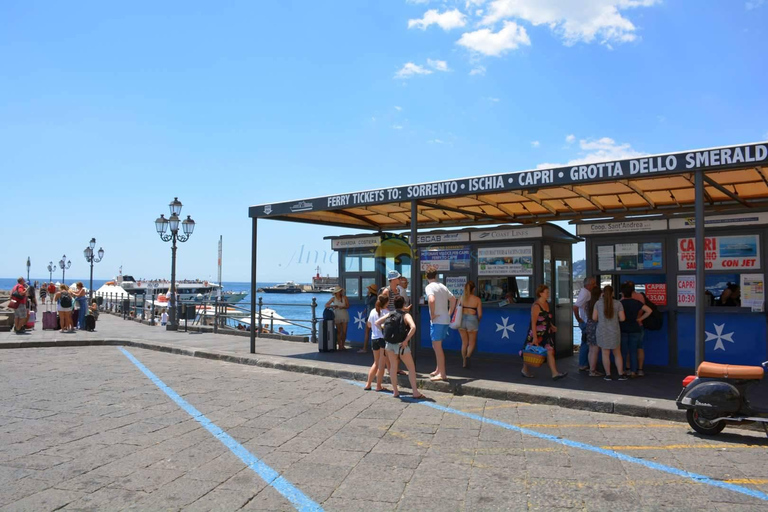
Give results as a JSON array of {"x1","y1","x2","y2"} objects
[{"x1": 94, "y1": 292, "x2": 319, "y2": 342}]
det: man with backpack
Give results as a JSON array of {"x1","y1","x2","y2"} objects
[
  {"x1": 425, "y1": 266, "x2": 456, "y2": 382},
  {"x1": 375, "y1": 296, "x2": 426, "y2": 399}
]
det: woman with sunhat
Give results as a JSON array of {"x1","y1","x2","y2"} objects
[
  {"x1": 325, "y1": 286, "x2": 350, "y2": 351},
  {"x1": 359, "y1": 283, "x2": 379, "y2": 353}
]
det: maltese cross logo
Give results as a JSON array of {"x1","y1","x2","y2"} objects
[
  {"x1": 705, "y1": 323, "x2": 735, "y2": 351},
  {"x1": 353, "y1": 311, "x2": 367, "y2": 330},
  {"x1": 495, "y1": 316, "x2": 515, "y2": 339}
]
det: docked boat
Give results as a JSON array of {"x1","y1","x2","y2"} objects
[{"x1": 259, "y1": 281, "x2": 304, "y2": 294}]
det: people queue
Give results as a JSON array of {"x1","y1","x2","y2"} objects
[{"x1": 9, "y1": 278, "x2": 100, "y2": 333}]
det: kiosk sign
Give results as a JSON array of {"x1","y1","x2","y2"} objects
[
  {"x1": 677, "y1": 275, "x2": 696, "y2": 307},
  {"x1": 677, "y1": 235, "x2": 760, "y2": 271},
  {"x1": 645, "y1": 284, "x2": 667, "y2": 306},
  {"x1": 478, "y1": 246, "x2": 533, "y2": 276},
  {"x1": 420, "y1": 247, "x2": 471, "y2": 271}
]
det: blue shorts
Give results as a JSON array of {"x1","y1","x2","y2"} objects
[{"x1": 430, "y1": 323, "x2": 449, "y2": 342}]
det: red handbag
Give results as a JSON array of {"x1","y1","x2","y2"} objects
[{"x1": 8, "y1": 299, "x2": 20, "y2": 309}]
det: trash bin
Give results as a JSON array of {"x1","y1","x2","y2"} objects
[{"x1": 319, "y1": 308, "x2": 336, "y2": 352}]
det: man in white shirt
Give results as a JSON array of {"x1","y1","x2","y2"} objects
[
  {"x1": 425, "y1": 266, "x2": 456, "y2": 382},
  {"x1": 573, "y1": 276, "x2": 596, "y2": 372}
]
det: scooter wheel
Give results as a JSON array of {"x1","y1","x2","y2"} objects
[{"x1": 686, "y1": 409, "x2": 726, "y2": 436}]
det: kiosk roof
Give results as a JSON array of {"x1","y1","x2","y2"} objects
[{"x1": 250, "y1": 141, "x2": 768, "y2": 230}]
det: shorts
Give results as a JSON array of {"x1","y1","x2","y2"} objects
[
  {"x1": 460, "y1": 315, "x2": 479, "y2": 332},
  {"x1": 385, "y1": 341, "x2": 411, "y2": 355},
  {"x1": 59, "y1": 307, "x2": 72, "y2": 312},
  {"x1": 371, "y1": 338, "x2": 385, "y2": 351},
  {"x1": 430, "y1": 323, "x2": 449, "y2": 342},
  {"x1": 14, "y1": 305, "x2": 27, "y2": 319}
]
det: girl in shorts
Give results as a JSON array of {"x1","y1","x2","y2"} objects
[
  {"x1": 365, "y1": 295, "x2": 390, "y2": 391},
  {"x1": 458, "y1": 281, "x2": 482, "y2": 369}
]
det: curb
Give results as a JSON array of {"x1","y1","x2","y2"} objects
[{"x1": 0, "y1": 339, "x2": 684, "y2": 423}]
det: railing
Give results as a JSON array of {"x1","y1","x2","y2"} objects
[{"x1": 94, "y1": 292, "x2": 319, "y2": 342}]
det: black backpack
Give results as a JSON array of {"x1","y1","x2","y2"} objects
[
  {"x1": 383, "y1": 310, "x2": 409, "y2": 344},
  {"x1": 60, "y1": 292, "x2": 73, "y2": 309},
  {"x1": 641, "y1": 293, "x2": 663, "y2": 331}
]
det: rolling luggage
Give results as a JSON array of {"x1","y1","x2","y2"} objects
[
  {"x1": 319, "y1": 319, "x2": 336, "y2": 352},
  {"x1": 86, "y1": 315, "x2": 96, "y2": 331},
  {"x1": 43, "y1": 311, "x2": 57, "y2": 330},
  {"x1": 26, "y1": 311, "x2": 36, "y2": 330}
]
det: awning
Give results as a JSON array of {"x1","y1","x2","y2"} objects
[{"x1": 250, "y1": 142, "x2": 768, "y2": 230}]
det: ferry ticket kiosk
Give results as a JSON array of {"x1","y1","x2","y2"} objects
[
  {"x1": 578, "y1": 214, "x2": 768, "y2": 368},
  {"x1": 326, "y1": 233, "x2": 411, "y2": 344},
  {"x1": 415, "y1": 224, "x2": 579, "y2": 358}
]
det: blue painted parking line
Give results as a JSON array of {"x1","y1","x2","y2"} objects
[
  {"x1": 345, "y1": 380, "x2": 768, "y2": 502},
  {"x1": 119, "y1": 347, "x2": 324, "y2": 512}
]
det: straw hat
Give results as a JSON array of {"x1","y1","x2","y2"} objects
[
  {"x1": 329, "y1": 286, "x2": 343, "y2": 294},
  {"x1": 367, "y1": 283, "x2": 379, "y2": 294}
]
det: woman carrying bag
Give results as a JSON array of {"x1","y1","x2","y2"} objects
[{"x1": 456, "y1": 281, "x2": 482, "y2": 369}]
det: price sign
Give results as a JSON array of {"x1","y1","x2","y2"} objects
[
  {"x1": 645, "y1": 284, "x2": 667, "y2": 306},
  {"x1": 677, "y1": 275, "x2": 696, "y2": 307}
]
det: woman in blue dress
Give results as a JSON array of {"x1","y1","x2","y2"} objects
[{"x1": 73, "y1": 282, "x2": 88, "y2": 330}]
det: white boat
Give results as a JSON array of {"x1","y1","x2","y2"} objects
[{"x1": 260, "y1": 281, "x2": 304, "y2": 294}]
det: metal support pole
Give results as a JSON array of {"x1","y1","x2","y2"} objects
[
  {"x1": 270, "y1": 313, "x2": 274, "y2": 333},
  {"x1": 213, "y1": 300, "x2": 219, "y2": 334},
  {"x1": 311, "y1": 297, "x2": 318, "y2": 344},
  {"x1": 88, "y1": 260, "x2": 94, "y2": 303},
  {"x1": 258, "y1": 296, "x2": 263, "y2": 336},
  {"x1": 695, "y1": 171, "x2": 706, "y2": 369},
  {"x1": 151, "y1": 291, "x2": 155, "y2": 325},
  {"x1": 410, "y1": 200, "x2": 420, "y2": 360},
  {"x1": 168, "y1": 236, "x2": 178, "y2": 331},
  {"x1": 250, "y1": 218, "x2": 257, "y2": 353}
]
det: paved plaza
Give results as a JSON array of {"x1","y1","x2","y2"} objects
[{"x1": 1, "y1": 346, "x2": 767, "y2": 511}]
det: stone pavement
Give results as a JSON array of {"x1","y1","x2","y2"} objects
[
  {"x1": 1, "y1": 347, "x2": 767, "y2": 511},
  {"x1": 0, "y1": 313, "x2": 693, "y2": 421}
]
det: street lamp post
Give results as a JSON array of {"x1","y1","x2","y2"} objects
[
  {"x1": 59, "y1": 255, "x2": 71, "y2": 284},
  {"x1": 155, "y1": 197, "x2": 195, "y2": 331},
  {"x1": 26, "y1": 257, "x2": 30, "y2": 283},
  {"x1": 47, "y1": 262, "x2": 55, "y2": 283},
  {"x1": 83, "y1": 238, "x2": 105, "y2": 302}
]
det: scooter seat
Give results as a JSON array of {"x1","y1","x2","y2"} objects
[{"x1": 698, "y1": 361, "x2": 764, "y2": 380}]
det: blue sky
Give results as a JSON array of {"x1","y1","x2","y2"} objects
[{"x1": 1, "y1": 1, "x2": 766, "y2": 282}]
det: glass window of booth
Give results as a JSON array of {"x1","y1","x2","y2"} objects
[
  {"x1": 343, "y1": 251, "x2": 376, "y2": 300},
  {"x1": 345, "y1": 278, "x2": 360, "y2": 299},
  {"x1": 478, "y1": 276, "x2": 532, "y2": 303},
  {"x1": 477, "y1": 245, "x2": 534, "y2": 303}
]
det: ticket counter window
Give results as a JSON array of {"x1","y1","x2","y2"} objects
[
  {"x1": 345, "y1": 254, "x2": 375, "y2": 273},
  {"x1": 344, "y1": 252, "x2": 375, "y2": 300},
  {"x1": 478, "y1": 276, "x2": 532, "y2": 303}
]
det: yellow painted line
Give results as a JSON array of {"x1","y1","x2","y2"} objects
[
  {"x1": 462, "y1": 403, "x2": 538, "y2": 412},
  {"x1": 604, "y1": 443, "x2": 768, "y2": 451},
  {"x1": 724, "y1": 479, "x2": 768, "y2": 485}
]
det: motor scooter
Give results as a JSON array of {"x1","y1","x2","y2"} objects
[{"x1": 676, "y1": 360, "x2": 768, "y2": 437}]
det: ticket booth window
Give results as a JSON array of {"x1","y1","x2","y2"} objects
[
  {"x1": 343, "y1": 251, "x2": 376, "y2": 300},
  {"x1": 477, "y1": 276, "x2": 532, "y2": 303}
]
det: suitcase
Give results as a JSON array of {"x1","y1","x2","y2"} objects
[
  {"x1": 318, "y1": 319, "x2": 336, "y2": 352},
  {"x1": 43, "y1": 311, "x2": 57, "y2": 330},
  {"x1": 86, "y1": 316, "x2": 96, "y2": 331}
]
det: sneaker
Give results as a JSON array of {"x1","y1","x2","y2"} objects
[
  {"x1": 618, "y1": 374, "x2": 628, "y2": 381},
  {"x1": 603, "y1": 376, "x2": 612, "y2": 381}
]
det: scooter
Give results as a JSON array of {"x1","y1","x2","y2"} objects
[{"x1": 676, "y1": 360, "x2": 768, "y2": 437}]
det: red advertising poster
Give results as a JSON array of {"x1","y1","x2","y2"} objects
[
  {"x1": 645, "y1": 284, "x2": 667, "y2": 306},
  {"x1": 677, "y1": 235, "x2": 760, "y2": 270}
]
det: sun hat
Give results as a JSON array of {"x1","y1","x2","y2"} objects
[
  {"x1": 329, "y1": 286, "x2": 343, "y2": 293},
  {"x1": 387, "y1": 270, "x2": 401, "y2": 281},
  {"x1": 367, "y1": 283, "x2": 379, "y2": 294}
]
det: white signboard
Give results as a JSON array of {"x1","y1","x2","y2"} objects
[
  {"x1": 417, "y1": 232, "x2": 470, "y2": 245},
  {"x1": 669, "y1": 212, "x2": 768, "y2": 230},
  {"x1": 741, "y1": 273, "x2": 765, "y2": 312},
  {"x1": 677, "y1": 275, "x2": 696, "y2": 307},
  {"x1": 677, "y1": 235, "x2": 760, "y2": 271},
  {"x1": 598, "y1": 245, "x2": 615, "y2": 272},
  {"x1": 576, "y1": 219, "x2": 668, "y2": 236},
  {"x1": 331, "y1": 237, "x2": 381, "y2": 250},
  {"x1": 477, "y1": 246, "x2": 534, "y2": 276},
  {"x1": 446, "y1": 275, "x2": 468, "y2": 298},
  {"x1": 471, "y1": 226, "x2": 542, "y2": 242}
]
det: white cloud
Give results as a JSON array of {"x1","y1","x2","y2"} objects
[
  {"x1": 486, "y1": 96, "x2": 500, "y2": 102},
  {"x1": 371, "y1": 116, "x2": 376, "y2": 122},
  {"x1": 746, "y1": 0, "x2": 765, "y2": 9},
  {"x1": 394, "y1": 106, "x2": 402, "y2": 111},
  {"x1": 429, "y1": 138, "x2": 445, "y2": 144},
  {"x1": 392, "y1": 125, "x2": 404, "y2": 130},
  {"x1": 408, "y1": 9, "x2": 468, "y2": 31},
  {"x1": 457, "y1": 21, "x2": 531, "y2": 56},
  {"x1": 531, "y1": 140, "x2": 540, "y2": 148},
  {"x1": 565, "y1": 134, "x2": 576, "y2": 144},
  {"x1": 538, "y1": 136, "x2": 646, "y2": 168},
  {"x1": 395, "y1": 62, "x2": 433, "y2": 79},
  {"x1": 427, "y1": 58, "x2": 450, "y2": 71},
  {"x1": 481, "y1": 0, "x2": 661, "y2": 46},
  {"x1": 407, "y1": 0, "x2": 431, "y2": 4},
  {"x1": 469, "y1": 65, "x2": 487, "y2": 76}
]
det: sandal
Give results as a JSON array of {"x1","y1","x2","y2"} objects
[
  {"x1": 637, "y1": 370, "x2": 645, "y2": 377},
  {"x1": 363, "y1": 386, "x2": 372, "y2": 391},
  {"x1": 552, "y1": 372, "x2": 568, "y2": 381},
  {"x1": 429, "y1": 375, "x2": 448, "y2": 382},
  {"x1": 589, "y1": 371, "x2": 604, "y2": 377},
  {"x1": 375, "y1": 388, "x2": 390, "y2": 392},
  {"x1": 412, "y1": 393, "x2": 427, "y2": 400},
  {"x1": 520, "y1": 370, "x2": 535, "y2": 379},
  {"x1": 397, "y1": 370, "x2": 408, "y2": 376}
]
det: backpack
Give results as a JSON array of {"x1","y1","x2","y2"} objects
[
  {"x1": 383, "y1": 310, "x2": 409, "y2": 344},
  {"x1": 322, "y1": 307, "x2": 335, "y2": 321},
  {"x1": 60, "y1": 292, "x2": 73, "y2": 308},
  {"x1": 641, "y1": 293, "x2": 663, "y2": 331}
]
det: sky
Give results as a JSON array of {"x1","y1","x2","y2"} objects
[{"x1": 1, "y1": 1, "x2": 767, "y2": 283}]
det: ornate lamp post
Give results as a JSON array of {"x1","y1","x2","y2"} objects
[
  {"x1": 26, "y1": 257, "x2": 30, "y2": 283},
  {"x1": 47, "y1": 262, "x2": 56, "y2": 283},
  {"x1": 83, "y1": 238, "x2": 105, "y2": 302},
  {"x1": 155, "y1": 197, "x2": 195, "y2": 331},
  {"x1": 59, "y1": 255, "x2": 71, "y2": 284}
]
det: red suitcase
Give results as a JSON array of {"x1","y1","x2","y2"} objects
[{"x1": 43, "y1": 311, "x2": 58, "y2": 330}]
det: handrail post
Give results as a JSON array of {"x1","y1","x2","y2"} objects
[
  {"x1": 151, "y1": 291, "x2": 155, "y2": 325},
  {"x1": 214, "y1": 299, "x2": 219, "y2": 334},
  {"x1": 270, "y1": 312, "x2": 274, "y2": 333},
  {"x1": 311, "y1": 297, "x2": 317, "y2": 344},
  {"x1": 257, "y1": 296, "x2": 263, "y2": 337}
]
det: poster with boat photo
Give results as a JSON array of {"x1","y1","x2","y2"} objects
[
  {"x1": 477, "y1": 246, "x2": 533, "y2": 276},
  {"x1": 677, "y1": 234, "x2": 760, "y2": 271}
]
